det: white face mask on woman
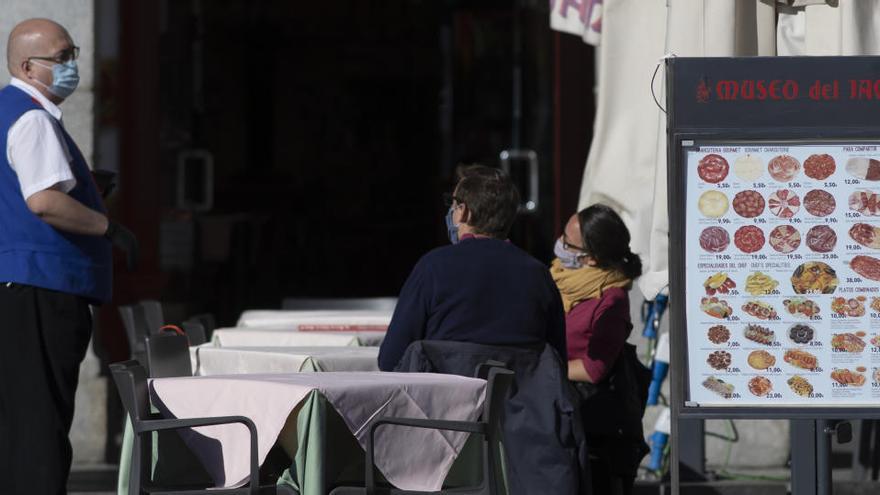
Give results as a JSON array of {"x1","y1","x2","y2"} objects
[{"x1": 554, "y1": 238, "x2": 584, "y2": 269}]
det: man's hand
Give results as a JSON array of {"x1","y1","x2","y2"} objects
[
  {"x1": 27, "y1": 188, "x2": 140, "y2": 270},
  {"x1": 91, "y1": 170, "x2": 117, "y2": 199},
  {"x1": 104, "y1": 221, "x2": 139, "y2": 270}
]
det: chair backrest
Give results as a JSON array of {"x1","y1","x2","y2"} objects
[
  {"x1": 111, "y1": 359, "x2": 220, "y2": 494},
  {"x1": 181, "y1": 319, "x2": 207, "y2": 346},
  {"x1": 393, "y1": 340, "x2": 585, "y2": 495},
  {"x1": 482, "y1": 367, "x2": 514, "y2": 494},
  {"x1": 119, "y1": 304, "x2": 149, "y2": 357},
  {"x1": 281, "y1": 297, "x2": 397, "y2": 312},
  {"x1": 109, "y1": 360, "x2": 151, "y2": 424},
  {"x1": 190, "y1": 313, "x2": 217, "y2": 339},
  {"x1": 146, "y1": 334, "x2": 193, "y2": 378},
  {"x1": 188, "y1": 313, "x2": 217, "y2": 345},
  {"x1": 110, "y1": 360, "x2": 166, "y2": 493},
  {"x1": 140, "y1": 299, "x2": 165, "y2": 335},
  {"x1": 476, "y1": 363, "x2": 513, "y2": 429}
]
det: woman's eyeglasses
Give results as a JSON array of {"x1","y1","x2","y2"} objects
[{"x1": 562, "y1": 235, "x2": 589, "y2": 254}]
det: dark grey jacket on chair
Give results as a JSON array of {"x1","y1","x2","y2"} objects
[{"x1": 394, "y1": 341, "x2": 590, "y2": 495}]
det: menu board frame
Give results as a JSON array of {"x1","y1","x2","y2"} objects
[
  {"x1": 672, "y1": 136, "x2": 880, "y2": 419},
  {"x1": 667, "y1": 56, "x2": 880, "y2": 419}
]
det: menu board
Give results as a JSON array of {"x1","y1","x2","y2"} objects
[{"x1": 685, "y1": 142, "x2": 880, "y2": 407}]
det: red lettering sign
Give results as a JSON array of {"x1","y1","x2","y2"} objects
[
  {"x1": 809, "y1": 80, "x2": 839, "y2": 101},
  {"x1": 699, "y1": 78, "x2": 880, "y2": 102}
]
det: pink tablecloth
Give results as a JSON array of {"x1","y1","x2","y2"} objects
[{"x1": 149, "y1": 372, "x2": 485, "y2": 491}]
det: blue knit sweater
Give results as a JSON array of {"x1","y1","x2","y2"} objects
[{"x1": 378, "y1": 236, "x2": 567, "y2": 371}]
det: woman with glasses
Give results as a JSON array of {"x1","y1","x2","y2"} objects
[{"x1": 551, "y1": 204, "x2": 649, "y2": 495}]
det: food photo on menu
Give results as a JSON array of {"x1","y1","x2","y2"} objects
[{"x1": 686, "y1": 143, "x2": 880, "y2": 406}]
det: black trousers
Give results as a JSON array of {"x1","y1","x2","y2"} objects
[
  {"x1": 0, "y1": 283, "x2": 92, "y2": 495},
  {"x1": 586, "y1": 435, "x2": 638, "y2": 495},
  {"x1": 588, "y1": 457, "x2": 636, "y2": 495}
]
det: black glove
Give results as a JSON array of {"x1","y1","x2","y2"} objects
[
  {"x1": 91, "y1": 170, "x2": 117, "y2": 199},
  {"x1": 104, "y1": 221, "x2": 139, "y2": 270}
]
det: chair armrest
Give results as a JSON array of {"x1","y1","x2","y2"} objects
[
  {"x1": 372, "y1": 417, "x2": 487, "y2": 435},
  {"x1": 364, "y1": 418, "x2": 487, "y2": 493},
  {"x1": 137, "y1": 415, "x2": 256, "y2": 432},
  {"x1": 136, "y1": 415, "x2": 261, "y2": 495}
]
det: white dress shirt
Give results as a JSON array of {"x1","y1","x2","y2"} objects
[{"x1": 5, "y1": 78, "x2": 75, "y2": 200}]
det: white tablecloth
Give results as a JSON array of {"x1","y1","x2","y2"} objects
[
  {"x1": 236, "y1": 309, "x2": 391, "y2": 330},
  {"x1": 191, "y1": 346, "x2": 380, "y2": 375},
  {"x1": 211, "y1": 327, "x2": 385, "y2": 347},
  {"x1": 149, "y1": 372, "x2": 485, "y2": 491}
]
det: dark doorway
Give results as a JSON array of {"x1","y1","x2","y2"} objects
[{"x1": 109, "y1": 0, "x2": 572, "y2": 326}]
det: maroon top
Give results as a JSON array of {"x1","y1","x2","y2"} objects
[{"x1": 565, "y1": 287, "x2": 632, "y2": 383}]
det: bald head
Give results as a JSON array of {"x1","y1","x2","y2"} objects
[{"x1": 7, "y1": 18, "x2": 72, "y2": 77}]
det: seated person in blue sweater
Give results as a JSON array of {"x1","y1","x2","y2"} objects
[{"x1": 378, "y1": 165, "x2": 567, "y2": 371}]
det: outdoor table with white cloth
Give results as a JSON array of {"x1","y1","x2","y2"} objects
[
  {"x1": 190, "y1": 345, "x2": 380, "y2": 374},
  {"x1": 235, "y1": 309, "x2": 392, "y2": 329},
  {"x1": 118, "y1": 372, "x2": 487, "y2": 495},
  {"x1": 210, "y1": 327, "x2": 386, "y2": 347}
]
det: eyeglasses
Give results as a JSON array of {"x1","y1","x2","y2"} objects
[
  {"x1": 442, "y1": 193, "x2": 464, "y2": 208},
  {"x1": 562, "y1": 234, "x2": 589, "y2": 254},
  {"x1": 28, "y1": 46, "x2": 80, "y2": 65}
]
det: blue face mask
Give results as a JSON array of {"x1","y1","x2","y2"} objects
[
  {"x1": 32, "y1": 59, "x2": 80, "y2": 99},
  {"x1": 554, "y1": 238, "x2": 584, "y2": 269},
  {"x1": 445, "y1": 206, "x2": 459, "y2": 245}
]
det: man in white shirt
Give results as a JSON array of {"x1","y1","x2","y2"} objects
[{"x1": 0, "y1": 18, "x2": 137, "y2": 493}]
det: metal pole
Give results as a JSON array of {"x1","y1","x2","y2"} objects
[
  {"x1": 816, "y1": 419, "x2": 833, "y2": 495},
  {"x1": 670, "y1": 409, "x2": 679, "y2": 495},
  {"x1": 669, "y1": 305, "x2": 680, "y2": 495},
  {"x1": 678, "y1": 419, "x2": 706, "y2": 480},
  {"x1": 790, "y1": 419, "x2": 818, "y2": 495}
]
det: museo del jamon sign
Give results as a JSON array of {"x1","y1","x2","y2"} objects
[
  {"x1": 668, "y1": 57, "x2": 880, "y2": 129},
  {"x1": 697, "y1": 77, "x2": 880, "y2": 103}
]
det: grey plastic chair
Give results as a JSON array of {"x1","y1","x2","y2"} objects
[
  {"x1": 119, "y1": 304, "x2": 149, "y2": 362},
  {"x1": 110, "y1": 360, "x2": 293, "y2": 494},
  {"x1": 181, "y1": 319, "x2": 208, "y2": 346},
  {"x1": 188, "y1": 313, "x2": 217, "y2": 340},
  {"x1": 140, "y1": 299, "x2": 165, "y2": 335},
  {"x1": 329, "y1": 365, "x2": 514, "y2": 495},
  {"x1": 280, "y1": 297, "x2": 397, "y2": 312},
  {"x1": 145, "y1": 334, "x2": 193, "y2": 378}
]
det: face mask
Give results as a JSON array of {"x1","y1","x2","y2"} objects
[
  {"x1": 554, "y1": 238, "x2": 584, "y2": 269},
  {"x1": 445, "y1": 206, "x2": 459, "y2": 245},
  {"x1": 31, "y1": 59, "x2": 80, "y2": 99}
]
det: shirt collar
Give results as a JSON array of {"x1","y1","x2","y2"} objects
[
  {"x1": 460, "y1": 233, "x2": 508, "y2": 242},
  {"x1": 10, "y1": 77, "x2": 63, "y2": 121}
]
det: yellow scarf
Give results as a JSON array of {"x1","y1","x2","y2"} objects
[{"x1": 550, "y1": 258, "x2": 631, "y2": 313}]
